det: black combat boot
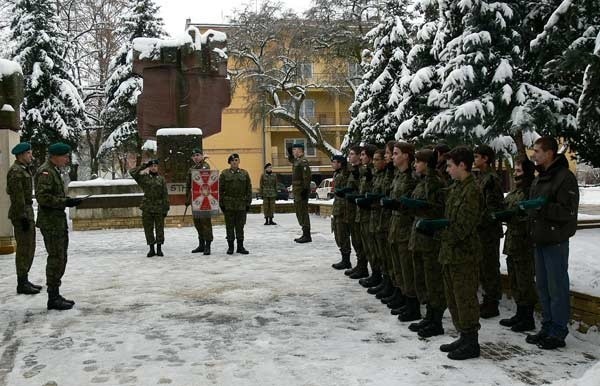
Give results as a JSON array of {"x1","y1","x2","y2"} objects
[
  {"x1": 203, "y1": 241, "x2": 211, "y2": 255},
  {"x1": 526, "y1": 328, "x2": 548, "y2": 345},
  {"x1": 359, "y1": 267, "x2": 381, "y2": 288},
  {"x1": 385, "y1": 288, "x2": 406, "y2": 308},
  {"x1": 375, "y1": 276, "x2": 395, "y2": 299},
  {"x1": 418, "y1": 307, "x2": 445, "y2": 338},
  {"x1": 264, "y1": 217, "x2": 269, "y2": 225},
  {"x1": 409, "y1": 305, "x2": 432, "y2": 332},
  {"x1": 511, "y1": 305, "x2": 536, "y2": 332},
  {"x1": 367, "y1": 274, "x2": 388, "y2": 294},
  {"x1": 269, "y1": 217, "x2": 277, "y2": 225},
  {"x1": 332, "y1": 252, "x2": 352, "y2": 270},
  {"x1": 295, "y1": 227, "x2": 312, "y2": 243},
  {"x1": 440, "y1": 334, "x2": 464, "y2": 352},
  {"x1": 47, "y1": 287, "x2": 73, "y2": 311},
  {"x1": 344, "y1": 266, "x2": 357, "y2": 276},
  {"x1": 398, "y1": 297, "x2": 422, "y2": 322},
  {"x1": 237, "y1": 240, "x2": 249, "y2": 254},
  {"x1": 147, "y1": 244, "x2": 156, "y2": 257},
  {"x1": 17, "y1": 275, "x2": 40, "y2": 295},
  {"x1": 479, "y1": 297, "x2": 500, "y2": 319},
  {"x1": 447, "y1": 332, "x2": 480, "y2": 360},
  {"x1": 156, "y1": 244, "x2": 164, "y2": 256},
  {"x1": 191, "y1": 239, "x2": 205, "y2": 253},
  {"x1": 27, "y1": 277, "x2": 42, "y2": 291},
  {"x1": 499, "y1": 306, "x2": 522, "y2": 327},
  {"x1": 226, "y1": 240, "x2": 235, "y2": 255},
  {"x1": 349, "y1": 263, "x2": 369, "y2": 279}
]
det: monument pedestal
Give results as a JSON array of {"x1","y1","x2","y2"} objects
[{"x1": 0, "y1": 128, "x2": 20, "y2": 254}]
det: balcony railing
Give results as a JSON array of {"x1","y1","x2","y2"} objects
[
  {"x1": 271, "y1": 155, "x2": 333, "y2": 168},
  {"x1": 269, "y1": 111, "x2": 351, "y2": 127}
]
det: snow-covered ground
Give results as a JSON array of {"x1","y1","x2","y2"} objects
[{"x1": 1, "y1": 214, "x2": 599, "y2": 386}]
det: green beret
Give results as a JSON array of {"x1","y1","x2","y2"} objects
[
  {"x1": 192, "y1": 147, "x2": 203, "y2": 155},
  {"x1": 48, "y1": 142, "x2": 71, "y2": 156},
  {"x1": 292, "y1": 143, "x2": 304, "y2": 149},
  {"x1": 11, "y1": 142, "x2": 31, "y2": 155}
]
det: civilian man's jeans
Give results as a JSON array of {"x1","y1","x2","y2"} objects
[{"x1": 535, "y1": 241, "x2": 570, "y2": 339}]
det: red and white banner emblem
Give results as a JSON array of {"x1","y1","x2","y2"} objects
[{"x1": 191, "y1": 169, "x2": 219, "y2": 218}]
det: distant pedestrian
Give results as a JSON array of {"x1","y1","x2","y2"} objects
[{"x1": 259, "y1": 163, "x2": 277, "y2": 225}]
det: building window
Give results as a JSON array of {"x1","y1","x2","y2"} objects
[
  {"x1": 299, "y1": 62, "x2": 313, "y2": 80},
  {"x1": 348, "y1": 62, "x2": 363, "y2": 85},
  {"x1": 300, "y1": 99, "x2": 315, "y2": 120},
  {"x1": 285, "y1": 138, "x2": 316, "y2": 157}
]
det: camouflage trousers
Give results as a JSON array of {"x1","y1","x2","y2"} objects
[
  {"x1": 193, "y1": 217, "x2": 213, "y2": 241},
  {"x1": 224, "y1": 210, "x2": 247, "y2": 241},
  {"x1": 376, "y1": 233, "x2": 392, "y2": 275},
  {"x1": 360, "y1": 222, "x2": 376, "y2": 269},
  {"x1": 12, "y1": 219, "x2": 36, "y2": 277},
  {"x1": 40, "y1": 228, "x2": 68, "y2": 289},
  {"x1": 443, "y1": 262, "x2": 481, "y2": 334},
  {"x1": 390, "y1": 241, "x2": 411, "y2": 293},
  {"x1": 142, "y1": 212, "x2": 165, "y2": 245},
  {"x1": 332, "y1": 216, "x2": 351, "y2": 254},
  {"x1": 262, "y1": 197, "x2": 276, "y2": 218},
  {"x1": 413, "y1": 249, "x2": 446, "y2": 309},
  {"x1": 294, "y1": 197, "x2": 310, "y2": 228},
  {"x1": 479, "y1": 231, "x2": 502, "y2": 301},
  {"x1": 350, "y1": 221, "x2": 366, "y2": 268},
  {"x1": 507, "y1": 250, "x2": 538, "y2": 306}
]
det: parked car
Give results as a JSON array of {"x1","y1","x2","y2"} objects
[
  {"x1": 276, "y1": 183, "x2": 289, "y2": 200},
  {"x1": 316, "y1": 178, "x2": 335, "y2": 199},
  {"x1": 287, "y1": 181, "x2": 317, "y2": 199}
]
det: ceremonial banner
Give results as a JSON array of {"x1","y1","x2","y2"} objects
[{"x1": 191, "y1": 169, "x2": 219, "y2": 218}]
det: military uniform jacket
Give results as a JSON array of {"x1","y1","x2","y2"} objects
[
  {"x1": 185, "y1": 160, "x2": 211, "y2": 204},
  {"x1": 259, "y1": 173, "x2": 278, "y2": 199},
  {"x1": 388, "y1": 167, "x2": 417, "y2": 243},
  {"x1": 35, "y1": 161, "x2": 68, "y2": 230},
  {"x1": 345, "y1": 164, "x2": 361, "y2": 223},
  {"x1": 477, "y1": 169, "x2": 504, "y2": 237},
  {"x1": 502, "y1": 186, "x2": 531, "y2": 255},
  {"x1": 219, "y1": 167, "x2": 252, "y2": 211},
  {"x1": 369, "y1": 166, "x2": 393, "y2": 233},
  {"x1": 408, "y1": 172, "x2": 446, "y2": 252},
  {"x1": 356, "y1": 163, "x2": 374, "y2": 223},
  {"x1": 439, "y1": 174, "x2": 482, "y2": 265},
  {"x1": 332, "y1": 168, "x2": 349, "y2": 220},
  {"x1": 291, "y1": 155, "x2": 311, "y2": 194},
  {"x1": 130, "y1": 166, "x2": 170, "y2": 214},
  {"x1": 6, "y1": 160, "x2": 34, "y2": 222}
]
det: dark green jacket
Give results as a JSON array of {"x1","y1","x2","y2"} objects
[
  {"x1": 185, "y1": 160, "x2": 211, "y2": 205},
  {"x1": 35, "y1": 161, "x2": 68, "y2": 230},
  {"x1": 529, "y1": 154, "x2": 579, "y2": 245},
  {"x1": 369, "y1": 165, "x2": 394, "y2": 233},
  {"x1": 291, "y1": 155, "x2": 311, "y2": 194},
  {"x1": 409, "y1": 171, "x2": 446, "y2": 252},
  {"x1": 345, "y1": 164, "x2": 361, "y2": 223},
  {"x1": 357, "y1": 163, "x2": 374, "y2": 223},
  {"x1": 477, "y1": 168, "x2": 504, "y2": 237},
  {"x1": 332, "y1": 167, "x2": 349, "y2": 219},
  {"x1": 439, "y1": 174, "x2": 482, "y2": 265},
  {"x1": 259, "y1": 172, "x2": 278, "y2": 199},
  {"x1": 388, "y1": 166, "x2": 417, "y2": 242},
  {"x1": 130, "y1": 165, "x2": 170, "y2": 215},
  {"x1": 6, "y1": 160, "x2": 34, "y2": 222},
  {"x1": 219, "y1": 167, "x2": 252, "y2": 211},
  {"x1": 502, "y1": 185, "x2": 531, "y2": 255}
]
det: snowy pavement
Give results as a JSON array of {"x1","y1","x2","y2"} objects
[{"x1": 1, "y1": 213, "x2": 599, "y2": 386}]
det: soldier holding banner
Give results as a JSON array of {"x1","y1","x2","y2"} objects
[{"x1": 186, "y1": 148, "x2": 214, "y2": 255}]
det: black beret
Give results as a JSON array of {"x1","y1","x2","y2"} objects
[
  {"x1": 11, "y1": 142, "x2": 31, "y2": 155},
  {"x1": 147, "y1": 159, "x2": 160, "y2": 165},
  {"x1": 291, "y1": 143, "x2": 304, "y2": 149},
  {"x1": 331, "y1": 155, "x2": 346, "y2": 163},
  {"x1": 192, "y1": 147, "x2": 203, "y2": 155},
  {"x1": 264, "y1": 163, "x2": 272, "y2": 169},
  {"x1": 48, "y1": 142, "x2": 71, "y2": 156},
  {"x1": 227, "y1": 153, "x2": 240, "y2": 163}
]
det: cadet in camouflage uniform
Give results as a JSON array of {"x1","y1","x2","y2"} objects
[
  {"x1": 288, "y1": 143, "x2": 312, "y2": 243},
  {"x1": 259, "y1": 163, "x2": 277, "y2": 225},
  {"x1": 354, "y1": 145, "x2": 377, "y2": 285},
  {"x1": 330, "y1": 155, "x2": 352, "y2": 269},
  {"x1": 219, "y1": 153, "x2": 252, "y2": 255},
  {"x1": 495, "y1": 157, "x2": 538, "y2": 332},
  {"x1": 474, "y1": 145, "x2": 504, "y2": 318},
  {"x1": 383, "y1": 142, "x2": 418, "y2": 321},
  {"x1": 6, "y1": 142, "x2": 41, "y2": 295},
  {"x1": 405, "y1": 149, "x2": 447, "y2": 338},
  {"x1": 130, "y1": 159, "x2": 170, "y2": 258},
  {"x1": 185, "y1": 148, "x2": 213, "y2": 255},
  {"x1": 36, "y1": 142, "x2": 83, "y2": 310},
  {"x1": 420, "y1": 146, "x2": 482, "y2": 360}
]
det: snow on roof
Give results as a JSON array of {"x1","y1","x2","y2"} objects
[
  {"x1": 142, "y1": 139, "x2": 157, "y2": 151},
  {"x1": 1, "y1": 104, "x2": 15, "y2": 112},
  {"x1": 69, "y1": 178, "x2": 137, "y2": 187},
  {"x1": 156, "y1": 128, "x2": 203, "y2": 136},
  {"x1": 200, "y1": 29, "x2": 227, "y2": 44},
  {"x1": 133, "y1": 34, "x2": 194, "y2": 60},
  {"x1": 0, "y1": 58, "x2": 22, "y2": 79}
]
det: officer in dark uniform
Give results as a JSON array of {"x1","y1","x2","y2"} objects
[
  {"x1": 6, "y1": 142, "x2": 41, "y2": 295},
  {"x1": 36, "y1": 142, "x2": 83, "y2": 310},
  {"x1": 185, "y1": 148, "x2": 213, "y2": 255},
  {"x1": 288, "y1": 143, "x2": 312, "y2": 243}
]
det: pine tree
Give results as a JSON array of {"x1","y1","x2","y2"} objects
[
  {"x1": 11, "y1": 0, "x2": 86, "y2": 161},
  {"x1": 100, "y1": 0, "x2": 165, "y2": 159}
]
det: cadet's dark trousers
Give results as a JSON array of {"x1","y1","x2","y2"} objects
[
  {"x1": 479, "y1": 231, "x2": 502, "y2": 301},
  {"x1": 193, "y1": 217, "x2": 213, "y2": 241},
  {"x1": 350, "y1": 221, "x2": 366, "y2": 268},
  {"x1": 12, "y1": 219, "x2": 36, "y2": 277},
  {"x1": 41, "y1": 228, "x2": 68, "y2": 289},
  {"x1": 507, "y1": 249, "x2": 537, "y2": 306},
  {"x1": 415, "y1": 249, "x2": 446, "y2": 309},
  {"x1": 142, "y1": 212, "x2": 165, "y2": 245},
  {"x1": 332, "y1": 216, "x2": 351, "y2": 254},
  {"x1": 224, "y1": 210, "x2": 247, "y2": 241},
  {"x1": 294, "y1": 197, "x2": 310, "y2": 229},
  {"x1": 360, "y1": 222, "x2": 375, "y2": 266},
  {"x1": 263, "y1": 197, "x2": 276, "y2": 218},
  {"x1": 399, "y1": 240, "x2": 415, "y2": 297},
  {"x1": 376, "y1": 233, "x2": 391, "y2": 274},
  {"x1": 535, "y1": 242, "x2": 570, "y2": 339},
  {"x1": 412, "y1": 251, "x2": 428, "y2": 304},
  {"x1": 443, "y1": 262, "x2": 480, "y2": 334}
]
